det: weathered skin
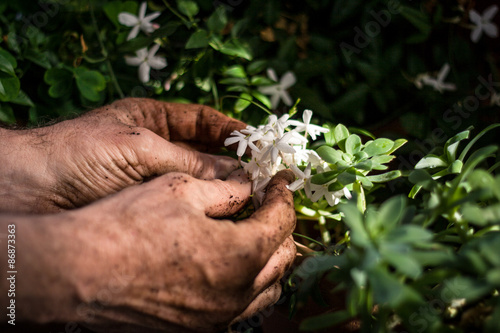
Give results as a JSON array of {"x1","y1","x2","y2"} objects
[
  {"x1": 0, "y1": 98, "x2": 246, "y2": 213},
  {"x1": 0, "y1": 170, "x2": 296, "y2": 332},
  {"x1": 0, "y1": 98, "x2": 297, "y2": 332}
]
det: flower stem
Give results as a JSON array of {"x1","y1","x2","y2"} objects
[
  {"x1": 88, "y1": 0, "x2": 124, "y2": 98},
  {"x1": 162, "y1": 0, "x2": 196, "y2": 29}
]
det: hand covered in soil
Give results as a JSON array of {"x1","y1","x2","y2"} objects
[
  {"x1": 6, "y1": 170, "x2": 297, "y2": 333},
  {"x1": 0, "y1": 98, "x2": 245, "y2": 213}
]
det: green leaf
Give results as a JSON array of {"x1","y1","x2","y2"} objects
[
  {"x1": 0, "y1": 48, "x2": 17, "y2": 76},
  {"x1": 207, "y1": 6, "x2": 227, "y2": 32},
  {"x1": 345, "y1": 134, "x2": 362, "y2": 155},
  {"x1": 340, "y1": 202, "x2": 371, "y2": 248},
  {"x1": 0, "y1": 72, "x2": 20, "y2": 102},
  {"x1": 103, "y1": 1, "x2": 138, "y2": 28},
  {"x1": 234, "y1": 93, "x2": 252, "y2": 112},
  {"x1": 369, "y1": 266, "x2": 422, "y2": 307},
  {"x1": 219, "y1": 77, "x2": 247, "y2": 85},
  {"x1": 250, "y1": 76, "x2": 274, "y2": 86},
  {"x1": 459, "y1": 124, "x2": 500, "y2": 161},
  {"x1": 363, "y1": 138, "x2": 395, "y2": 157},
  {"x1": 399, "y1": 5, "x2": 431, "y2": 35},
  {"x1": 353, "y1": 160, "x2": 372, "y2": 171},
  {"x1": 185, "y1": 30, "x2": 209, "y2": 49},
  {"x1": 311, "y1": 170, "x2": 338, "y2": 185},
  {"x1": 74, "y1": 69, "x2": 106, "y2": 102},
  {"x1": 447, "y1": 159, "x2": 463, "y2": 174},
  {"x1": 333, "y1": 124, "x2": 350, "y2": 150},
  {"x1": 177, "y1": 0, "x2": 199, "y2": 18},
  {"x1": 415, "y1": 154, "x2": 448, "y2": 169},
  {"x1": 10, "y1": 90, "x2": 34, "y2": 107},
  {"x1": 387, "y1": 139, "x2": 408, "y2": 154},
  {"x1": 219, "y1": 39, "x2": 253, "y2": 60},
  {"x1": 385, "y1": 225, "x2": 433, "y2": 244},
  {"x1": 366, "y1": 170, "x2": 402, "y2": 183},
  {"x1": 338, "y1": 168, "x2": 357, "y2": 186},
  {"x1": 377, "y1": 196, "x2": 406, "y2": 232},
  {"x1": 316, "y1": 145, "x2": 342, "y2": 164},
  {"x1": 44, "y1": 68, "x2": 73, "y2": 98},
  {"x1": 250, "y1": 90, "x2": 271, "y2": 109},
  {"x1": 380, "y1": 248, "x2": 422, "y2": 279},
  {"x1": 0, "y1": 103, "x2": 15, "y2": 124},
  {"x1": 223, "y1": 65, "x2": 246, "y2": 78},
  {"x1": 299, "y1": 311, "x2": 352, "y2": 331},
  {"x1": 247, "y1": 60, "x2": 267, "y2": 75},
  {"x1": 444, "y1": 129, "x2": 470, "y2": 162}
]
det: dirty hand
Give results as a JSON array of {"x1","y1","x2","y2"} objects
[
  {"x1": 10, "y1": 170, "x2": 297, "y2": 333},
  {"x1": 0, "y1": 98, "x2": 245, "y2": 213}
]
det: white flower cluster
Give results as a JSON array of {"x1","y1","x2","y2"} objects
[
  {"x1": 119, "y1": 2, "x2": 167, "y2": 83},
  {"x1": 224, "y1": 110, "x2": 352, "y2": 207}
]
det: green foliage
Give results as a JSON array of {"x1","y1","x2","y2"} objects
[{"x1": 1, "y1": 1, "x2": 500, "y2": 332}]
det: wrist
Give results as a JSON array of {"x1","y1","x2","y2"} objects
[
  {"x1": 0, "y1": 127, "x2": 56, "y2": 213},
  {"x1": 0, "y1": 212, "x2": 85, "y2": 324}
]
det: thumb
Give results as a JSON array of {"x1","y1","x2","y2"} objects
[{"x1": 134, "y1": 129, "x2": 240, "y2": 180}]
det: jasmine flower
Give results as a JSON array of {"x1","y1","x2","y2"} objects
[
  {"x1": 258, "y1": 69, "x2": 296, "y2": 109},
  {"x1": 118, "y1": 2, "x2": 161, "y2": 40},
  {"x1": 125, "y1": 44, "x2": 167, "y2": 83},
  {"x1": 469, "y1": 5, "x2": 498, "y2": 43}
]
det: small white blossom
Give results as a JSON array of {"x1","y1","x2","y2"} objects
[
  {"x1": 118, "y1": 2, "x2": 161, "y2": 41},
  {"x1": 307, "y1": 182, "x2": 351, "y2": 207},
  {"x1": 289, "y1": 109, "x2": 329, "y2": 140},
  {"x1": 470, "y1": 5, "x2": 499, "y2": 43},
  {"x1": 414, "y1": 63, "x2": 456, "y2": 93},
  {"x1": 224, "y1": 126, "x2": 262, "y2": 157},
  {"x1": 258, "y1": 69, "x2": 296, "y2": 109},
  {"x1": 261, "y1": 131, "x2": 297, "y2": 164},
  {"x1": 287, "y1": 163, "x2": 312, "y2": 192},
  {"x1": 224, "y1": 109, "x2": 350, "y2": 207},
  {"x1": 125, "y1": 44, "x2": 167, "y2": 83}
]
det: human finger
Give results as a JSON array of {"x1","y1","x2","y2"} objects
[
  {"x1": 230, "y1": 282, "x2": 283, "y2": 325},
  {"x1": 129, "y1": 128, "x2": 240, "y2": 180},
  {"x1": 234, "y1": 170, "x2": 296, "y2": 269},
  {"x1": 251, "y1": 236, "x2": 296, "y2": 293},
  {"x1": 107, "y1": 98, "x2": 246, "y2": 147},
  {"x1": 159, "y1": 170, "x2": 252, "y2": 217}
]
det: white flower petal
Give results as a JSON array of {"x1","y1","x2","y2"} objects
[
  {"x1": 144, "y1": 11, "x2": 161, "y2": 23},
  {"x1": 125, "y1": 56, "x2": 143, "y2": 66},
  {"x1": 471, "y1": 27, "x2": 482, "y2": 43},
  {"x1": 148, "y1": 44, "x2": 160, "y2": 57},
  {"x1": 281, "y1": 91, "x2": 293, "y2": 106},
  {"x1": 127, "y1": 25, "x2": 141, "y2": 40},
  {"x1": 483, "y1": 23, "x2": 498, "y2": 38},
  {"x1": 138, "y1": 2, "x2": 147, "y2": 19},
  {"x1": 138, "y1": 62, "x2": 151, "y2": 83},
  {"x1": 469, "y1": 10, "x2": 482, "y2": 24},
  {"x1": 483, "y1": 5, "x2": 499, "y2": 21},
  {"x1": 224, "y1": 136, "x2": 242, "y2": 146},
  {"x1": 270, "y1": 93, "x2": 280, "y2": 110},
  {"x1": 118, "y1": 12, "x2": 138, "y2": 26},
  {"x1": 267, "y1": 68, "x2": 278, "y2": 82},
  {"x1": 236, "y1": 140, "x2": 248, "y2": 157},
  {"x1": 148, "y1": 56, "x2": 167, "y2": 69},
  {"x1": 303, "y1": 109, "x2": 312, "y2": 124},
  {"x1": 437, "y1": 63, "x2": 450, "y2": 82},
  {"x1": 281, "y1": 71, "x2": 297, "y2": 88}
]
